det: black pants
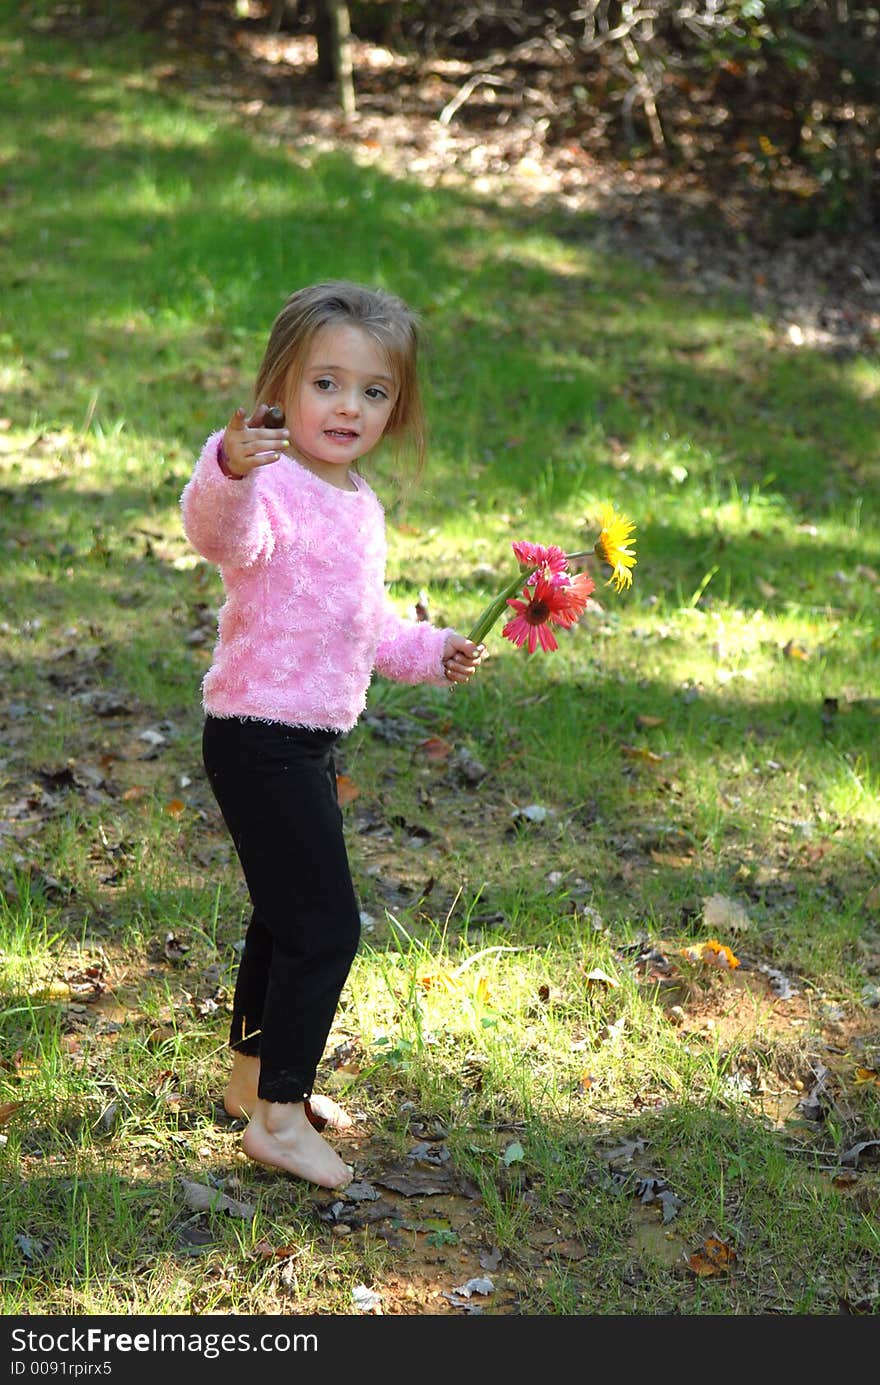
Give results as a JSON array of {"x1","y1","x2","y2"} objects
[{"x1": 202, "y1": 715, "x2": 360, "y2": 1103}]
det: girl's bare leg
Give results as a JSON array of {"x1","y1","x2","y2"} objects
[
  {"x1": 241, "y1": 1099, "x2": 353, "y2": 1189},
  {"x1": 223, "y1": 1052, "x2": 353, "y2": 1131},
  {"x1": 223, "y1": 1052, "x2": 261, "y2": 1120}
]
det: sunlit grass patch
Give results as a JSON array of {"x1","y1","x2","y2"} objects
[{"x1": 0, "y1": 8, "x2": 878, "y2": 1316}]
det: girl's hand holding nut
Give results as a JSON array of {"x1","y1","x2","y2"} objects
[{"x1": 221, "y1": 403, "x2": 289, "y2": 477}]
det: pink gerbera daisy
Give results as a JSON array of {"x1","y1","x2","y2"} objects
[
  {"x1": 511, "y1": 541, "x2": 569, "y2": 585},
  {"x1": 502, "y1": 575, "x2": 591, "y2": 654}
]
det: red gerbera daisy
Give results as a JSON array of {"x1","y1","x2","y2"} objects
[
  {"x1": 552, "y1": 571, "x2": 596, "y2": 627},
  {"x1": 502, "y1": 574, "x2": 593, "y2": 654}
]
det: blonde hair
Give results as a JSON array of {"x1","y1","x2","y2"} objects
[{"x1": 253, "y1": 280, "x2": 426, "y2": 477}]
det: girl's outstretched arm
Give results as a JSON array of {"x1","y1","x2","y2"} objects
[{"x1": 180, "y1": 406, "x2": 285, "y2": 567}]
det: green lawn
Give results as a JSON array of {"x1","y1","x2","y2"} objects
[{"x1": 1, "y1": 8, "x2": 878, "y2": 1316}]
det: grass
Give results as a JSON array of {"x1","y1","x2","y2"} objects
[{"x1": 1, "y1": 5, "x2": 879, "y2": 1317}]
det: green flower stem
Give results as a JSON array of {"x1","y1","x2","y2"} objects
[{"x1": 467, "y1": 566, "x2": 537, "y2": 645}]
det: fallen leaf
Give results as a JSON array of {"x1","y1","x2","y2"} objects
[
  {"x1": 650, "y1": 850, "x2": 695, "y2": 868},
  {"x1": 343, "y1": 1181, "x2": 380, "y2": 1201},
  {"x1": 702, "y1": 892, "x2": 751, "y2": 934},
  {"x1": 450, "y1": 1276, "x2": 494, "y2": 1298},
  {"x1": 757, "y1": 962, "x2": 798, "y2": 999},
  {"x1": 502, "y1": 1140, "x2": 524, "y2": 1166},
  {"x1": 0, "y1": 1101, "x2": 23, "y2": 1126},
  {"x1": 680, "y1": 939, "x2": 740, "y2": 969},
  {"x1": 372, "y1": 1168, "x2": 452, "y2": 1197},
  {"x1": 419, "y1": 969, "x2": 460, "y2": 995},
  {"x1": 830, "y1": 1170, "x2": 860, "y2": 1190},
  {"x1": 164, "y1": 798, "x2": 185, "y2": 817},
  {"x1": 840, "y1": 1139, "x2": 880, "y2": 1168},
  {"x1": 252, "y1": 1238, "x2": 299, "y2": 1260},
  {"x1": 163, "y1": 933, "x2": 189, "y2": 963},
  {"x1": 604, "y1": 1138, "x2": 646, "y2": 1164},
  {"x1": 620, "y1": 743, "x2": 664, "y2": 764},
  {"x1": 551, "y1": 1239, "x2": 589, "y2": 1261},
  {"x1": 178, "y1": 1179, "x2": 255, "y2": 1220},
  {"x1": 853, "y1": 1067, "x2": 880, "y2": 1087},
  {"x1": 635, "y1": 714, "x2": 665, "y2": 729},
  {"x1": 122, "y1": 785, "x2": 147, "y2": 801},
  {"x1": 351, "y1": 1284, "x2": 382, "y2": 1312},
  {"x1": 583, "y1": 966, "x2": 620, "y2": 988},
  {"x1": 15, "y1": 1234, "x2": 51, "y2": 1263},
  {"x1": 474, "y1": 975, "x2": 492, "y2": 1005},
  {"x1": 415, "y1": 736, "x2": 453, "y2": 762},
  {"x1": 335, "y1": 774, "x2": 360, "y2": 806},
  {"x1": 512, "y1": 803, "x2": 551, "y2": 822},
  {"x1": 687, "y1": 1236, "x2": 736, "y2": 1276},
  {"x1": 34, "y1": 980, "x2": 71, "y2": 1002},
  {"x1": 782, "y1": 639, "x2": 810, "y2": 661},
  {"x1": 138, "y1": 727, "x2": 167, "y2": 746}
]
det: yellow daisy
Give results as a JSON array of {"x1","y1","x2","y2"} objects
[{"x1": 594, "y1": 504, "x2": 637, "y2": 592}]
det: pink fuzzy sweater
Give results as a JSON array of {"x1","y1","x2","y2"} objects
[{"x1": 180, "y1": 431, "x2": 452, "y2": 732}]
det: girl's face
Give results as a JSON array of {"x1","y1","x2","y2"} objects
[{"x1": 282, "y1": 323, "x2": 398, "y2": 489}]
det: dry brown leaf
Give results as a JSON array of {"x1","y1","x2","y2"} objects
[
  {"x1": 34, "y1": 980, "x2": 71, "y2": 1001},
  {"x1": 415, "y1": 736, "x2": 454, "y2": 762},
  {"x1": 178, "y1": 1179, "x2": 256, "y2": 1220},
  {"x1": 620, "y1": 743, "x2": 664, "y2": 765},
  {"x1": 474, "y1": 975, "x2": 492, "y2": 1005},
  {"x1": 635, "y1": 714, "x2": 665, "y2": 729},
  {"x1": 853, "y1": 1067, "x2": 880, "y2": 1088},
  {"x1": 419, "y1": 969, "x2": 459, "y2": 995},
  {"x1": 253, "y1": 1238, "x2": 299, "y2": 1260},
  {"x1": 335, "y1": 774, "x2": 360, "y2": 806},
  {"x1": 782, "y1": 639, "x2": 810, "y2": 661},
  {"x1": 122, "y1": 785, "x2": 147, "y2": 801},
  {"x1": 551, "y1": 1239, "x2": 589, "y2": 1261},
  {"x1": 831, "y1": 1170, "x2": 860, "y2": 1190},
  {"x1": 0, "y1": 1101, "x2": 23, "y2": 1126},
  {"x1": 164, "y1": 798, "x2": 185, "y2": 817},
  {"x1": 583, "y1": 966, "x2": 620, "y2": 988},
  {"x1": 687, "y1": 1236, "x2": 736, "y2": 1276},
  {"x1": 650, "y1": 850, "x2": 695, "y2": 868},
  {"x1": 680, "y1": 939, "x2": 740, "y2": 970}
]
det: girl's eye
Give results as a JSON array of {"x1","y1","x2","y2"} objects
[
  {"x1": 314, "y1": 377, "x2": 335, "y2": 391},
  {"x1": 366, "y1": 386, "x2": 389, "y2": 401}
]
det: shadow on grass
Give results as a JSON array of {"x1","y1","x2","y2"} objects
[{"x1": 2, "y1": 21, "x2": 877, "y2": 524}]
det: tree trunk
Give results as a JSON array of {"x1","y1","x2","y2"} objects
[{"x1": 315, "y1": 0, "x2": 356, "y2": 115}]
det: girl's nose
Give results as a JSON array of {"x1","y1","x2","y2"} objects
[{"x1": 335, "y1": 391, "x2": 360, "y2": 416}]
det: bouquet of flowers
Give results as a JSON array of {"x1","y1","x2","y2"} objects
[{"x1": 468, "y1": 504, "x2": 637, "y2": 654}]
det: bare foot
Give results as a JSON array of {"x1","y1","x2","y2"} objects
[
  {"x1": 241, "y1": 1100, "x2": 353, "y2": 1189},
  {"x1": 224, "y1": 1055, "x2": 354, "y2": 1132}
]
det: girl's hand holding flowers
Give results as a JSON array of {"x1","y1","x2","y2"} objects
[{"x1": 442, "y1": 633, "x2": 486, "y2": 686}]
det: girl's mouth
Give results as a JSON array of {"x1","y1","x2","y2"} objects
[{"x1": 325, "y1": 429, "x2": 358, "y2": 441}]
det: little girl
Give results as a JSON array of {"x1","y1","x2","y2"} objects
[{"x1": 180, "y1": 281, "x2": 483, "y2": 1190}]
